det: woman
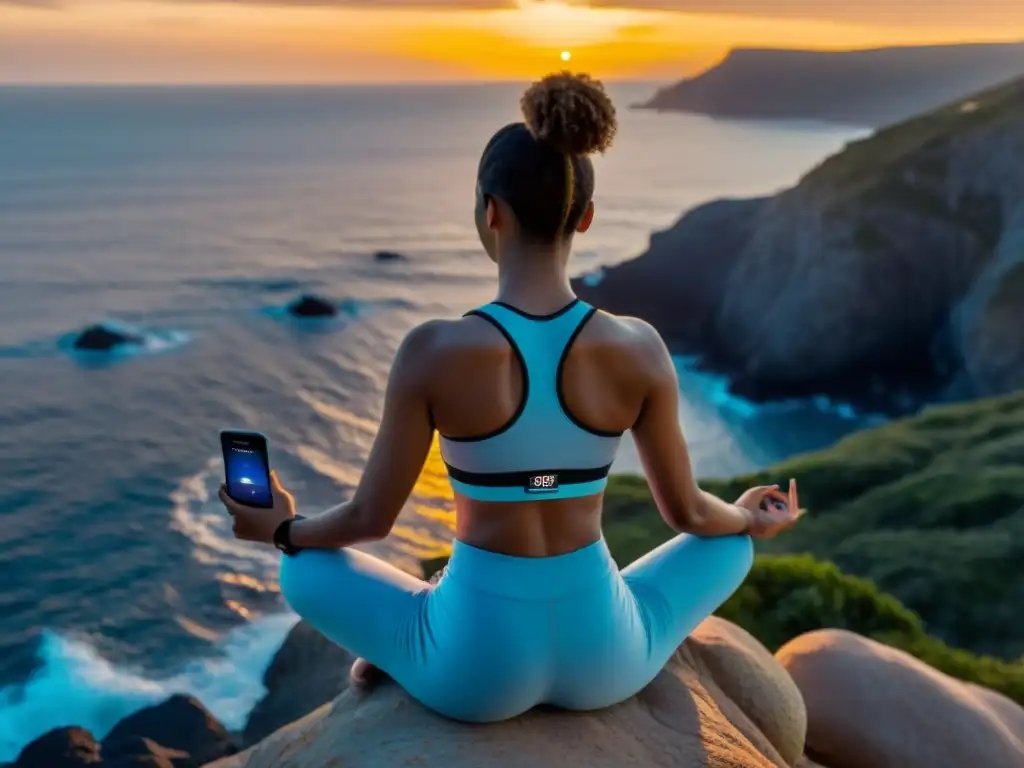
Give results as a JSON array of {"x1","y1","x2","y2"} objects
[{"x1": 220, "y1": 72, "x2": 802, "y2": 723}]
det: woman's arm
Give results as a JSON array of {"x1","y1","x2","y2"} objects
[
  {"x1": 288, "y1": 321, "x2": 441, "y2": 550},
  {"x1": 628, "y1": 320, "x2": 756, "y2": 537}
]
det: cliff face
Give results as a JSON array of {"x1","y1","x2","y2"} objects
[
  {"x1": 578, "y1": 76, "x2": 1024, "y2": 413},
  {"x1": 640, "y1": 44, "x2": 1024, "y2": 127}
]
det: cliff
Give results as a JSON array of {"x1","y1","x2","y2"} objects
[
  {"x1": 577, "y1": 75, "x2": 1024, "y2": 414},
  {"x1": 639, "y1": 44, "x2": 1024, "y2": 127}
]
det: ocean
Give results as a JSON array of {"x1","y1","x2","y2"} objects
[{"x1": 0, "y1": 82, "x2": 871, "y2": 758}]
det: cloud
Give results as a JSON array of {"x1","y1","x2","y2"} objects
[
  {"x1": 0, "y1": 0, "x2": 62, "y2": 7},
  {"x1": 587, "y1": 0, "x2": 1021, "y2": 25},
  {"x1": 3, "y1": 0, "x2": 1017, "y2": 29}
]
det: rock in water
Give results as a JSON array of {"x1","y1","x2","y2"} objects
[
  {"x1": 13, "y1": 727, "x2": 101, "y2": 767},
  {"x1": 286, "y1": 295, "x2": 337, "y2": 318},
  {"x1": 373, "y1": 250, "x2": 405, "y2": 262},
  {"x1": 71, "y1": 324, "x2": 144, "y2": 352},
  {"x1": 242, "y1": 621, "x2": 354, "y2": 747},
  {"x1": 777, "y1": 629, "x2": 1024, "y2": 768},
  {"x1": 210, "y1": 617, "x2": 807, "y2": 768},
  {"x1": 101, "y1": 694, "x2": 236, "y2": 767}
]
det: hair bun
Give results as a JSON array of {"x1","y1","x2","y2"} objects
[{"x1": 520, "y1": 72, "x2": 618, "y2": 156}]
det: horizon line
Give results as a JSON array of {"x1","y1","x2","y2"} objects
[{"x1": 0, "y1": 77, "x2": 671, "y2": 88}]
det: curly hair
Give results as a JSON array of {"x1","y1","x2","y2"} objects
[{"x1": 477, "y1": 72, "x2": 618, "y2": 243}]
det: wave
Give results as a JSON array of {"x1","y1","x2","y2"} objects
[
  {"x1": 673, "y1": 356, "x2": 886, "y2": 424},
  {"x1": 184, "y1": 276, "x2": 311, "y2": 293},
  {"x1": 0, "y1": 615, "x2": 297, "y2": 763},
  {"x1": 170, "y1": 457, "x2": 284, "y2": 584}
]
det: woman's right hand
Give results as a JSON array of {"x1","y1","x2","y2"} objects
[{"x1": 735, "y1": 478, "x2": 803, "y2": 539}]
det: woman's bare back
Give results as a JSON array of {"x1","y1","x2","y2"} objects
[{"x1": 424, "y1": 308, "x2": 657, "y2": 557}]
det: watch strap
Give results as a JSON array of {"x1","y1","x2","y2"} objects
[{"x1": 274, "y1": 514, "x2": 306, "y2": 556}]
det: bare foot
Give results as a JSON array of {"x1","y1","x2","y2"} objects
[{"x1": 349, "y1": 657, "x2": 388, "y2": 689}]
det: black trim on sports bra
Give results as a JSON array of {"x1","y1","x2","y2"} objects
[
  {"x1": 444, "y1": 462, "x2": 612, "y2": 488},
  {"x1": 492, "y1": 298, "x2": 580, "y2": 321},
  {"x1": 556, "y1": 306, "x2": 626, "y2": 438},
  {"x1": 439, "y1": 309, "x2": 529, "y2": 444}
]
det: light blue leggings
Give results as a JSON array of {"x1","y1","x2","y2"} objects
[{"x1": 279, "y1": 532, "x2": 753, "y2": 722}]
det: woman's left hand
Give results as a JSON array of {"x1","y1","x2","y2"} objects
[{"x1": 219, "y1": 471, "x2": 296, "y2": 543}]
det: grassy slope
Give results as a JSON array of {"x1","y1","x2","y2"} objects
[
  {"x1": 803, "y1": 74, "x2": 1023, "y2": 197},
  {"x1": 598, "y1": 390, "x2": 1024, "y2": 703}
]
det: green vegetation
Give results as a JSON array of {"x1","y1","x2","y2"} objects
[
  {"x1": 803, "y1": 75, "x2": 1023, "y2": 198},
  {"x1": 606, "y1": 390, "x2": 1024, "y2": 661}
]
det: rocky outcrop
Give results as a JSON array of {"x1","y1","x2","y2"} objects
[
  {"x1": 13, "y1": 727, "x2": 102, "y2": 767},
  {"x1": 285, "y1": 295, "x2": 337, "y2": 318},
  {"x1": 576, "y1": 197, "x2": 769, "y2": 351},
  {"x1": 101, "y1": 695, "x2": 236, "y2": 767},
  {"x1": 72, "y1": 324, "x2": 144, "y2": 352},
  {"x1": 639, "y1": 43, "x2": 1024, "y2": 127},
  {"x1": 102, "y1": 736, "x2": 189, "y2": 768},
  {"x1": 210, "y1": 616, "x2": 1024, "y2": 768},
  {"x1": 777, "y1": 630, "x2": 1024, "y2": 768},
  {"x1": 242, "y1": 621, "x2": 353, "y2": 747},
  {"x1": 12, "y1": 697, "x2": 235, "y2": 768},
  {"x1": 209, "y1": 617, "x2": 808, "y2": 768},
  {"x1": 577, "y1": 75, "x2": 1024, "y2": 413}
]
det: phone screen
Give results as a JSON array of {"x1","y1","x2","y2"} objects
[{"x1": 221, "y1": 431, "x2": 273, "y2": 509}]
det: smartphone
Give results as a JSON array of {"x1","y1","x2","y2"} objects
[{"x1": 220, "y1": 430, "x2": 274, "y2": 509}]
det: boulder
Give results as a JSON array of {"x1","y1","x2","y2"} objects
[
  {"x1": 13, "y1": 726, "x2": 101, "y2": 767},
  {"x1": 285, "y1": 295, "x2": 337, "y2": 318},
  {"x1": 209, "y1": 617, "x2": 807, "y2": 768},
  {"x1": 101, "y1": 695, "x2": 236, "y2": 768},
  {"x1": 242, "y1": 621, "x2": 353, "y2": 747},
  {"x1": 776, "y1": 629, "x2": 1024, "y2": 768},
  {"x1": 101, "y1": 736, "x2": 189, "y2": 768},
  {"x1": 71, "y1": 324, "x2": 144, "y2": 352}
]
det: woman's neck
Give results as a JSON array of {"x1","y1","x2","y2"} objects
[{"x1": 494, "y1": 243, "x2": 575, "y2": 314}]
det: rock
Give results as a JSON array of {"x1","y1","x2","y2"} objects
[
  {"x1": 574, "y1": 196, "x2": 769, "y2": 352},
  {"x1": 241, "y1": 621, "x2": 353, "y2": 747},
  {"x1": 101, "y1": 694, "x2": 236, "y2": 767},
  {"x1": 13, "y1": 726, "x2": 101, "y2": 767},
  {"x1": 576, "y1": 75, "x2": 1024, "y2": 413},
  {"x1": 71, "y1": 324, "x2": 144, "y2": 352},
  {"x1": 638, "y1": 43, "x2": 1024, "y2": 127},
  {"x1": 776, "y1": 629, "x2": 1024, "y2": 768},
  {"x1": 285, "y1": 295, "x2": 337, "y2": 318},
  {"x1": 101, "y1": 736, "x2": 190, "y2": 768},
  {"x1": 209, "y1": 617, "x2": 806, "y2": 768},
  {"x1": 372, "y1": 250, "x2": 405, "y2": 262}
]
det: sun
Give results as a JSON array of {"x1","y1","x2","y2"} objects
[{"x1": 561, "y1": 51, "x2": 572, "y2": 62}]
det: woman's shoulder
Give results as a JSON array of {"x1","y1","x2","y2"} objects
[{"x1": 585, "y1": 310, "x2": 667, "y2": 352}]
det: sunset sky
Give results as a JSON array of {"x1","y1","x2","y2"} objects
[{"x1": 2, "y1": 0, "x2": 1023, "y2": 83}]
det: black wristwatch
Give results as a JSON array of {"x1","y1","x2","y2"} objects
[{"x1": 273, "y1": 515, "x2": 306, "y2": 556}]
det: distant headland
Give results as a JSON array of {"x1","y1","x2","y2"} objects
[{"x1": 637, "y1": 42, "x2": 1024, "y2": 127}]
